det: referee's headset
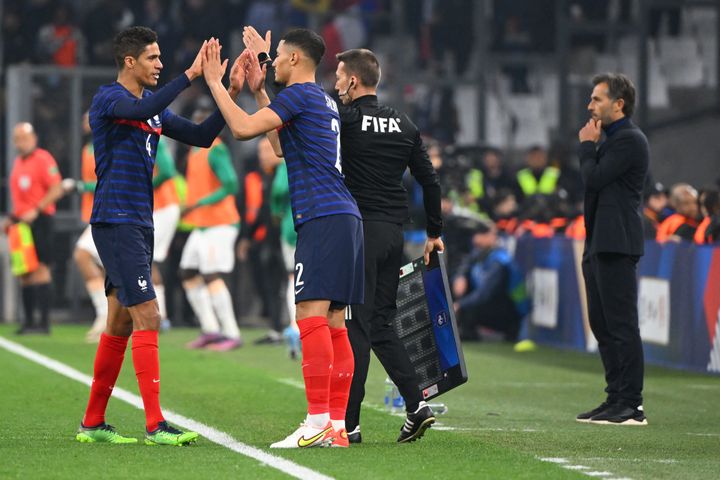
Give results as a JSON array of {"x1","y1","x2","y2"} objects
[{"x1": 339, "y1": 79, "x2": 356, "y2": 100}]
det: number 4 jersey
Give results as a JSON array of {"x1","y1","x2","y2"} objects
[{"x1": 267, "y1": 82, "x2": 360, "y2": 228}]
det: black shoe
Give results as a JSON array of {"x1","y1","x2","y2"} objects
[
  {"x1": 253, "y1": 331, "x2": 283, "y2": 345},
  {"x1": 589, "y1": 404, "x2": 647, "y2": 426},
  {"x1": 347, "y1": 426, "x2": 362, "y2": 444},
  {"x1": 576, "y1": 401, "x2": 612, "y2": 423},
  {"x1": 16, "y1": 325, "x2": 49, "y2": 335},
  {"x1": 397, "y1": 403, "x2": 435, "y2": 443}
]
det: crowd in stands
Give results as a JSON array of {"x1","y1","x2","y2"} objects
[{"x1": 3, "y1": 1, "x2": 720, "y2": 344}]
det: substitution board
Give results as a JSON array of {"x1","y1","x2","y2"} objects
[{"x1": 395, "y1": 251, "x2": 468, "y2": 401}]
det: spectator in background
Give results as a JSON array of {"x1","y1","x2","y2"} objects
[
  {"x1": 656, "y1": 183, "x2": 699, "y2": 243},
  {"x1": 452, "y1": 221, "x2": 528, "y2": 342},
  {"x1": 695, "y1": 187, "x2": 720, "y2": 244},
  {"x1": 36, "y1": 2, "x2": 86, "y2": 66},
  {"x1": 427, "y1": 0, "x2": 474, "y2": 76},
  {"x1": 181, "y1": 112, "x2": 243, "y2": 352},
  {"x1": 270, "y1": 153, "x2": 301, "y2": 359},
  {"x1": 71, "y1": 112, "x2": 107, "y2": 342},
  {"x1": 3, "y1": 123, "x2": 68, "y2": 334},
  {"x1": 82, "y1": 0, "x2": 135, "y2": 65},
  {"x1": 238, "y1": 138, "x2": 285, "y2": 346},
  {"x1": 466, "y1": 147, "x2": 521, "y2": 216},
  {"x1": 516, "y1": 145, "x2": 560, "y2": 206},
  {"x1": 642, "y1": 181, "x2": 668, "y2": 240}
]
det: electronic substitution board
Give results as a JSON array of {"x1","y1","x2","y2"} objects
[{"x1": 395, "y1": 251, "x2": 468, "y2": 401}]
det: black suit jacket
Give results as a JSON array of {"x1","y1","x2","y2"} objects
[{"x1": 579, "y1": 118, "x2": 649, "y2": 257}]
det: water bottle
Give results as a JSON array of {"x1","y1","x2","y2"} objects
[
  {"x1": 384, "y1": 377, "x2": 394, "y2": 411},
  {"x1": 391, "y1": 385, "x2": 405, "y2": 413},
  {"x1": 428, "y1": 403, "x2": 448, "y2": 415}
]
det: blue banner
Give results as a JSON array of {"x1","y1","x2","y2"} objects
[{"x1": 514, "y1": 237, "x2": 720, "y2": 375}]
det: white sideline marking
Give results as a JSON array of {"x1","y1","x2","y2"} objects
[
  {"x1": 538, "y1": 457, "x2": 631, "y2": 479},
  {"x1": 686, "y1": 432, "x2": 720, "y2": 437},
  {"x1": 0, "y1": 336, "x2": 333, "y2": 480}
]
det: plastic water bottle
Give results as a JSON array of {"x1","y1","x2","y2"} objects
[
  {"x1": 428, "y1": 403, "x2": 448, "y2": 415},
  {"x1": 392, "y1": 386, "x2": 405, "y2": 412},
  {"x1": 384, "y1": 377, "x2": 394, "y2": 411},
  {"x1": 384, "y1": 378, "x2": 405, "y2": 412}
]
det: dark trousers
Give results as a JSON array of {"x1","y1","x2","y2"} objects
[
  {"x1": 346, "y1": 221, "x2": 422, "y2": 431},
  {"x1": 582, "y1": 252, "x2": 644, "y2": 407}
]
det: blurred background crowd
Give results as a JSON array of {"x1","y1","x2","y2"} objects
[{"x1": 2, "y1": 0, "x2": 720, "y2": 343}]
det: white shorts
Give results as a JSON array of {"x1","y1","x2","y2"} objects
[
  {"x1": 281, "y1": 241, "x2": 296, "y2": 273},
  {"x1": 180, "y1": 225, "x2": 239, "y2": 274},
  {"x1": 153, "y1": 204, "x2": 180, "y2": 263},
  {"x1": 75, "y1": 225, "x2": 103, "y2": 266}
]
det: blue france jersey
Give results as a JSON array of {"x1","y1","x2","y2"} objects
[
  {"x1": 267, "y1": 82, "x2": 360, "y2": 227},
  {"x1": 89, "y1": 82, "x2": 165, "y2": 227}
]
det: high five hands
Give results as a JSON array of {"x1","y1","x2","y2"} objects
[
  {"x1": 199, "y1": 30, "x2": 270, "y2": 96},
  {"x1": 201, "y1": 38, "x2": 229, "y2": 87}
]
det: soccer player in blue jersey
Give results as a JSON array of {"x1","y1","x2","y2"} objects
[
  {"x1": 203, "y1": 29, "x2": 364, "y2": 448},
  {"x1": 76, "y1": 27, "x2": 242, "y2": 445}
]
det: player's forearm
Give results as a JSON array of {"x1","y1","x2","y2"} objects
[
  {"x1": 112, "y1": 74, "x2": 191, "y2": 120},
  {"x1": 207, "y1": 80, "x2": 254, "y2": 140},
  {"x1": 253, "y1": 90, "x2": 283, "y2": 155},
  {"x1": 37, "y1": 183, "x2": 65, "y2": 211},
  {"x1": 422, "y1": 183, "x2": 443, "y2": 238}
]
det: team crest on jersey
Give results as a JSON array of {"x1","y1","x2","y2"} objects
[{"x1": 148, "y1": 115, "x2": 162, "y2": 129}]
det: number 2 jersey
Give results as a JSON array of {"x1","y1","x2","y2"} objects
[{"x1": 267, "y1": 82, "x2": 360, "y2": 228}]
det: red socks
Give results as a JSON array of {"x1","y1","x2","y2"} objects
[
  {"x1": 329, "y1": 326, "x2": 354, "y2": 421},
  {"x1": 298, "y1": 316, "x2": 333, "y2": 415},
  {"x1": 82, "y1": 333, "x2": 129, "y2": 427},
  {"x1": 131, "y1": 330, "x2": 164, "y2": 431}
]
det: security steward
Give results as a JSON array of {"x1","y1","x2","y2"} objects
[{"x1": 334, "y1": 48, "x2": 444, "y2": 444}]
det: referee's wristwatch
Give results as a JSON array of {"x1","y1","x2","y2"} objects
[{"x1": 257, "y1": 52, "x2": 272, "y2": 65}]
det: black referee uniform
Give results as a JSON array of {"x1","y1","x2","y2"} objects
[{"x1": 339, "y1": 95, "x2": 442, "y2": 435}]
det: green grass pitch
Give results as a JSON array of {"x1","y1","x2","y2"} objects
[{"x1": 1, "y1": 324, "x2": 718, "y2": 479}]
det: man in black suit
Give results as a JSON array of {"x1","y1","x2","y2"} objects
[{"x1": 576, "y1": 73, "x2": 649, "y2": 426}]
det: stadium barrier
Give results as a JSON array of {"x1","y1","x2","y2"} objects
[{"x1": 514, "y1": 236, "x2": 720, "y2": 375}]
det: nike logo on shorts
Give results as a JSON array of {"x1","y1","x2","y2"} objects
[{"x1": 295, "y1": 287, "x2": 305, "y2": 295}]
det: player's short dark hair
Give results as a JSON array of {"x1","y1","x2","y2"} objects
[
  {"x1": 335, "y1": 49, "x2": 381, "y2": 88},
  {"x1": 592, "y1": 72, "x2": 636, "y2": 117},
  {"x1": 113, "y1": 26, "x2": 158, "y2": 69},
  {"x1": 282, "y1": 28, "x2": 325, "y2": 66}
]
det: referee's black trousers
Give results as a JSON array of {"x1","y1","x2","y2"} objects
[
  {"x1": 346, "y1": 221, "x2": 422, "y2": 432},
  {"x1": 582, "y1": 252, "x2": 644, "y2": 407}
]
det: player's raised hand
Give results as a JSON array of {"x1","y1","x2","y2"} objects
[
  {"x1": 243, "y1": 26, "x2": 271, "y2": 55},
  {"x1": 185, "y1": 40, "x2": 208, "y2": 81},
  {"x1": 202, "y1": 38, "x2": 229, "y2": 86},
  {"x1": 244, "y1": 49, "x2": 267, "y2": 94},
  {"x1": 228, "y1": 53, "x2": 246, "y2": 97}
]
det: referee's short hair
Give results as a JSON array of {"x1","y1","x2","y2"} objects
[
  {"x1": 592, "y1": 72, "x2": 636, "y2": 118},
  {"x1": 113, "y1": 26, "x2": 158, "y2": 69},
  {"x1": 336, "y1": 49, "x2": 381, "y2": 88}
]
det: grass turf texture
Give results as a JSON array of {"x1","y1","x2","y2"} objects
[{"x1": 1, "y1": 324, "x2": 718, "y2": 479}]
